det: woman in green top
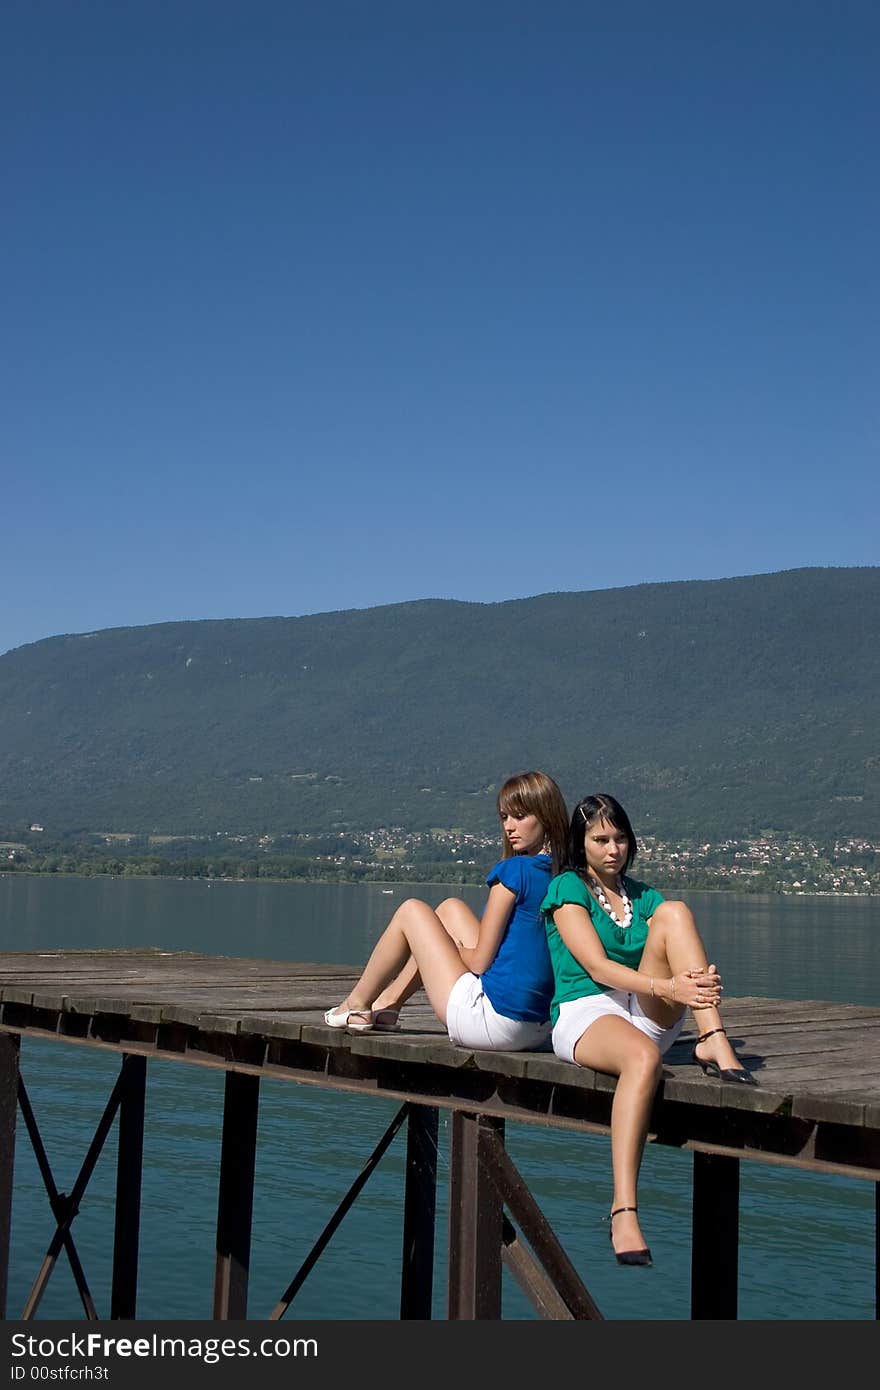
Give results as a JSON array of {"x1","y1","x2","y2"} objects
[{"x1": 542, "y1": 793, "x2": 754, "y2": 1268}]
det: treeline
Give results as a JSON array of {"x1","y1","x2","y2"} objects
[
  {"x1": 1, "y1": 850, "x2": 487, "y2": 887},
  {"x1": 6, "y1": 848, "x2": 873, "y2": 894},
  {"x1": 0, "y1": 846, "x2": 798, "y2": 894}
]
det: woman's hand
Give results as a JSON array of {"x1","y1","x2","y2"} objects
[{"x1": 666, "y1": 966, "x2": 722, "y2": 1009}]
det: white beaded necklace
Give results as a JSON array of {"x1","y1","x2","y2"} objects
[{"x1": 588, "y1": 873, "x2": 633, "y2": 929}]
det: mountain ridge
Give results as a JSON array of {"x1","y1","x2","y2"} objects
[
  {"x1": 2, "y1": 566, "x2": 877, "y2": 840},
  {"x1": 7, "y1": 563, "x2": 855, "y2": 657}
]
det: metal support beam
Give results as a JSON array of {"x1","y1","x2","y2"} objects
[
  {"x1": 111, "y1": 1055, "x2": 147, "y2": 1319},
  {"x1": 212, "y1": 1071, "x2": 260, "y2": 1319},
  {"x1": 0, "y1": 1034, "x2": 19, "y2": 1320},
  {"x1": 268, "y1": 1102, "x2": 409, "y2": 1320},
  {"x1": 501, "y1": 1217, "x2": 574, "y2": 1319},
  {"x1": 481, "y1": 1127, "x2": 602, "y2": 1319},
  {"x1": 447, "y1": 1112, "x2": 504, "y2": 1320},
  {"x1": 691, "y1": 1151, "x2": 739, "y2": 1319},
  {"x1": 19, "y1": 1069, "x2": 123, "y2": 1319},
  {"x1": 400, "y1": 1103, "x2": 438, "y2": 1319}
]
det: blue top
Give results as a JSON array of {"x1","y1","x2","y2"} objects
[{"x1": 479, "y1": 853, "x2": 555, "y2": 1022}]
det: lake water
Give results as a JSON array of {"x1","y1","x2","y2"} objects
[{"x1": 0, "y1": 874, "x2": 877, "y2": 1321}]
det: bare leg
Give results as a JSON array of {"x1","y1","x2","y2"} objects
[
  {"x1": 436, "y1": 897, "x2": 483, "y2": 948},
  {"x1": 369, "y1": 955, "x2": 421, "y2": 1015},
  {"x1": 372, "y1": 897, "x2": 482, "y2": 1013},
  {"x1": 334, "y1": 898, "x2": 469, "y2": 1024},
  {"x1": 638, "y1": 900, "x2": 744, "y2": 1072},
  {"x1": 573, "y1": 1017, "x2": 663, "y2": 1256}
]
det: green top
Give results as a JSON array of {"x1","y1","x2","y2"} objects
[{"x1": 540, "y1": 870, "x2": 665, "y2": 1025}]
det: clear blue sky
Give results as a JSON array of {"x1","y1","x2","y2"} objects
[{"x1": 4, "y1": 1, "x2": 878, "y2": 656}]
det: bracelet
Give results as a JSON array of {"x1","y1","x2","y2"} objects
[
  {"x1": 649, "y1": 977, "x2": 655, "y2": 998},
  {"x1": 670, "y1": 975, "x2": 676, "y2": 1004}
]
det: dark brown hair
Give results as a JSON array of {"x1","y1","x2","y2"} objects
[{"x1": 563, "y1": 793, "x2": 639, "y2": 877}]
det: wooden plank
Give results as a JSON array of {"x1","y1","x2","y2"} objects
[
  {"x1": 709, "y1": 998, "x2": 880, "y2": 1017},
  {"x1": 0, "y1": 950, "x2": 878, "y2": 1174},
  {"x1": 701, "y1": 1025, "x2": 880, "y2": 1054},
  {"x1": 661, "y1": 1075, "x2": 791, "y2": 1114},
  {"x1": 750, "y1": 1065, "x2": 880, "y2": 1088},
  {"x1": 792, "y1": 1095, "x2": 867, "y2": 1125},
  {"x1": 2, "y1": 1010, "x2": 877, "y2": 1180}
]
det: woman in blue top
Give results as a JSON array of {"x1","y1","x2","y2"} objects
[
  {"x1": 324, "y1": 771, "x2": 568, "y2": 1050},
  {"x1": 542, "y1": 793, "x2": 754, "y2": 1267}
]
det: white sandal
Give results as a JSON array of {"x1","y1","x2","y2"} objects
[{"x1": 323, "y1": 1005, "x2": 374, "y2": 1033}]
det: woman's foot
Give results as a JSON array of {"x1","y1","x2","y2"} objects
[
  {"x1": 372, "y1": 1008, "x2": 401, "y2": 1032},
  {"x1": 693, "y1": 1027, "x2": 756, "y2": 1083},
  {"x1": 323, "y1": 1000, "x2": 374, "y2": 1032},
  {"x1": 609, "y1": 1207, "x2": 652, "y2": 1267},
  {"x1": 370, "y1": 989, "x2": 403, "y2": 1031}
]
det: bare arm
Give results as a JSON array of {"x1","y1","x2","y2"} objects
[
  {"x1": 552, "y1": 903, "x2": 714, "y2": 1007},
  {"x1": 456, "y1": 882, "x2": 516, "y2": 975}
]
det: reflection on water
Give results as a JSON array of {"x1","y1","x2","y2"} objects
[{"x1": 0, "y1": 874, "x2": 876, "y2": 1319}]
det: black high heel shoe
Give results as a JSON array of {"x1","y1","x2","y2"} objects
[
  {"x1": 608, "y1": 1207, "x2": 652, "y2": 1267},
  {"x1": 693, "y1": 1027, "x2": 757, "y2": 1085}
]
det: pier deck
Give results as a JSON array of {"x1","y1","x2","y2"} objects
[{"x1": 0, "y1": 948, "x2": 878, "y2": 1321}]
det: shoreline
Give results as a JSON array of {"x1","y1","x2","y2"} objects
[{"x1": 0, "y1": 868, "x2": 873, "y2": 899}]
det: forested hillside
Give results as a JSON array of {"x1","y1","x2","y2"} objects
[{"x1": 1, "y1": 568, "x2": 877, "y2": 840}]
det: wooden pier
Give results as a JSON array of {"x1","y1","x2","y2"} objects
[{"x1": 0, "y1": 948, "x2": 877, "y2": 1321}]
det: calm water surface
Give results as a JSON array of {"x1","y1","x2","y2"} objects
[{"x1": 0, "y1": 874, "x2": 877, "y2": 1320}]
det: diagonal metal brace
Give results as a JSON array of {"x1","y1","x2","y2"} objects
[
  {"x1": 268, "y1": 1101, "x2": 411, "y2": 1320},
  {"x1": 17, "y1": 1064, "x2": 126, "y2": 1319},
  {"x1": 49, "y1": 1192, "x2": 79, "y2": 1225},
  {"x1": 480, "y1": 1126, "x2": 603, "y2": 1320}
]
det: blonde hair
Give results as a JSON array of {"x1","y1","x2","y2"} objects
[{"x1": 496, "y1": 771, "x2": 569, "y2": 870}]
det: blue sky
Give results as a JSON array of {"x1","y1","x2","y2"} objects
[{"x1": 4, "y1": 1, "x2": 877, "y2": 656}]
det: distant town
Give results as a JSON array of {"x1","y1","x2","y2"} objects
[
  {"x1": 2, "y1": 823, "x2": 876, "y2": 895},
  {"x1": 282, "y1": 826, "x2": 877, "y2": 894}
]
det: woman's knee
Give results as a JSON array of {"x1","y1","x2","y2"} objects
[
  {"x1": 622, "y1": 1037, "x2": 663, "y2": 1086},
  {"x1": 394, "y1": 897, "x2": 438, "y2": 930},
  {"x1": 650, "y1": 899, "x2": 696, "y2": 935},
  {"x1": 652, "y1": 899, "x2": 689, "y2": 921},
  {"x1": 436, "y1": 897, "x2": 466, "y2": 916}
]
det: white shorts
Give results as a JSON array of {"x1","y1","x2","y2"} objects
[
  {"x1": 445, "y1": 972, "x2": 552, "y2": 1051},
  {"x1": 552, "y1": 988, "x2": 685, "y2": 1064}
]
